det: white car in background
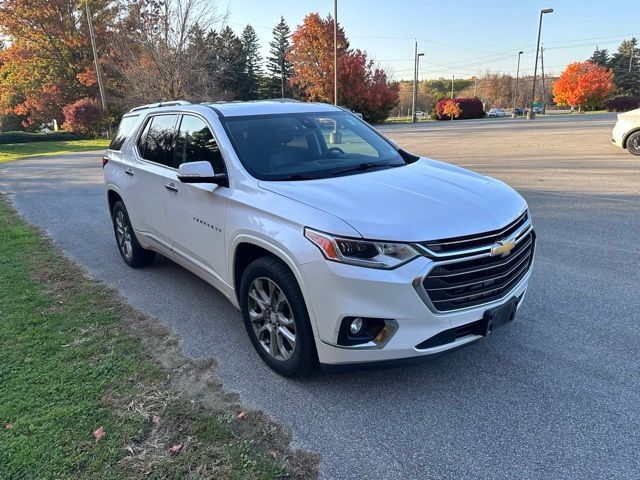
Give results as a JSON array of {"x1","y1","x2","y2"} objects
[
  {"x1": 612, "y1": 108, "x2": 640, "y2": 155},
  {"x1": 487, "y1": 108, "x2": 507, "y2": 117}
]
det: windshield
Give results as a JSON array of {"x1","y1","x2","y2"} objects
[{"x1": 221, "y1": 112, "x2": 405, "y2": 181}]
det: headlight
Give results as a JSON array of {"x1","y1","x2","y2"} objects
[{"x1": 304, "y1": 228, "x2": 419, "y2": 269}]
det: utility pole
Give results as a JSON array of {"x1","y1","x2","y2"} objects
[
  {"x1": 86, "y1": 3, "x2": 107, "y2": 112},
  {"x1": 512, "y1": 50, "x2": 523, "y2": 118},
  {"x1": 451, "y1": 74, "x2": 454, "y2": 99},
  {"x1": 540, "y1": 46, "x2": 546, "y2": 115},
  {"x1": 528, "y1": 8, "x2": 553, "y2": 119},
  {"x1": 333, "y1": 0, "x2": 338, "y2": 105},
  {"x1": 412, "y1": 42, "x2": 423, "y2": 123},
  {"x1": 630, "y1": 38, "x2": 636, "y2": 73},
  {"x1": 474, "y1": 76, "x2": 477, "y2": 97}
]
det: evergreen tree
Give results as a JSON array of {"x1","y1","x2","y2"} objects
[
  {"x1": 241, "y1": 24, "x2": 262, "y2": 100},
  {"x1": 608, "y1": 38, "x2": 640, "y2": 96},
  {"x1": 589, "y1": 47, "x2": 609, "y2": 67},
  {"x1": 216, "y1": 26, "x2": 246, "y2": 100},
  {"x1": 265, "y1": 16, "x2": 293, "y2": 98}
]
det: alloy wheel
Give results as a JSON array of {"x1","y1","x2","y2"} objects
[
  {"x1": 247, "y1": 277, "x2": 296, "y2": 361},
  {"x1": 115, "y1": 210, "x2": 133, "y2": 261}
]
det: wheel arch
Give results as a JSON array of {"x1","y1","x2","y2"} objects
[
  {"x1": 229, "y1": 235, "x2": 319, "y2": 334},
  {"x1": 623, "y1": 127, "x2": 640, "y2": 149},
  {"x1": 107, "y1": 188, "x2": 123, "y2": 214}
]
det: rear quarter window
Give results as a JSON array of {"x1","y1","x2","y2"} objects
[{"x1": 109, "y1": 115, "x2": 139, "y2": 151}]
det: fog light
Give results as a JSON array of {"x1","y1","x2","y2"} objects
[{"x1": 349, "y1": 317, "x2": 364, "y2": 335}]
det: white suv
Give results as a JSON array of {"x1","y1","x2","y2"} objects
[{"x1": 103, "y1": 100, "x2": 535, "y2": 376}]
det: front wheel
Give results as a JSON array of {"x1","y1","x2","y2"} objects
[
  {"x1": 626, "y1": 131, "x2": 640, "y2": 156},
  {"x1": 240, "y1": 256, "x2": 317, "y2": 376}
]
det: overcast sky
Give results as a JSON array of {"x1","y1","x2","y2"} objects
[{"x1": 224, "y1": 0, "x2": 640, "y2": 80}]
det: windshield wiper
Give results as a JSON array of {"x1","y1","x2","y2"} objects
[
  {"x1": 331, "y1": 162, "x2": 404, "y2": 177},
  {"x1": 282, "y1": 173, "x2": 315, "y2": 181}
]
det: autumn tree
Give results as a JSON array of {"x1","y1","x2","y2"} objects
[
  {"x1": 441, "y1": 100, "x2": 462, "y2": 120},
  {"x1": 115, "y1": 0, "x2": 225, "y2": 104},
  {"x1": 288, "y1": 13, "x2": 398, "y2": 122},
  {"x1": 553, "y1": 61, "x2": 614, "y2": 111},
  {"x1": 0, "y1": 0, "x2": 119, "y2": 127},
  {"x1": 265, "y1": 16, "x2": 294, "y2": 98}
]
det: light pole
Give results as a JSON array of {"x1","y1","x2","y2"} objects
[
  {"x1": 451, "y1": 74, "x2": 454, "y2": 99},
  {"x1": 411, "y1": 43, "x2": 424, "y2": 123},
  {"x1": 528, "y1": 8, "x2": 553, "y2": 119},
  {"x1": 512, "y1": 50, "x2": 523, "y2": 118},
  {"x1": 540, "y1": 46, "x2": 546, "y2": 114}
]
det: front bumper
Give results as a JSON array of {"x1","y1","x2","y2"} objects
[
  {"x1": 612, "y1": 119, "x2": 629, "y2": 148},
  {"x1": 301, "y1": 253, "x2": 532, "y2": 366}
]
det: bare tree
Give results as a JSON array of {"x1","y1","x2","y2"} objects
[{"x1": 115, "y1": 0, "x2": 227, "y2": 105}]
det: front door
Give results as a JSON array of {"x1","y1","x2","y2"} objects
[{"x1": 163, "y1": 114, "x2": 229, "y2": 283}]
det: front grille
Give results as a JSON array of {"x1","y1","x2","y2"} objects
[
  {"x1": 420, "y1": 211, "x2": 529, "y2": 255},
  {"x1": 422, "y1": 231, "x2": 535, "y2": 312}
]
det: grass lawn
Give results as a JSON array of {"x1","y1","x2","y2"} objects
[
  {"x1": 0, "y1": 139, "x2": 110, "y2": 164},
  {"x1": 0, "y1": 197, "x2": 316, "y2": 479}
]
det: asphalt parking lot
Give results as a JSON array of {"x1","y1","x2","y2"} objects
[{"x1": 1, "y1": 113, "x2": 639, "y2": 479}]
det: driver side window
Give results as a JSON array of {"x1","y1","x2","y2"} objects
[{"x1": 174, "y1": 115, "x2": 226, "y2": 174}]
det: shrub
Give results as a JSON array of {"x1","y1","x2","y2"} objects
[
  {"x1": 435, "y1": 97, "x2": 485, "y2": 120},
  {"x1": 0, "y1": 114, "x2": 25, "y2": 133},
  {"x1": 606, "y1": 95, "x2": 640, "y2": 112},
  {"x1": 62, "y1": 97, "x2": 106, "y2": 136},
  {"x1": 0, "y1": 131, "x2": 84, "y2": 145}
]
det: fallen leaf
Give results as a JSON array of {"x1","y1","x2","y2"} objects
[
  {"x1": 169, "y1": 443, "x2": 183, "y2": 455},
  {"x1": 93, "y1": 426, "x2": 105, "y2": 443},
  {"x1": 271, "y1": 451, "x2": 277, "y2": 459},
  {"x1": 237, "y1": 411, "x2": 246, "y2": 419},
  {"x1": 4, "y1": 424, "x2": 12, "y2": 430}
]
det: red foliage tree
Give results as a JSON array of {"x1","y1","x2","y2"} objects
[
  {"x1": 62, "y1": 98, "x2": 105, "y2": 136},
  {"x1": 553, "y1": 61, "x2": 614, "y2": 111},
  {"x1": 288, "y1": 13, "x2": 398, "y2": 122}
]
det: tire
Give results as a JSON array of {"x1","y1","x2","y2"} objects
[
  {"x1": 626, "y1": 131, "x2": 640, "y2": 156},
  {"x1": 111, "y1": 200, "x2": 156, "y2": 268},
  {"x1": 240, "y1": 256, "x2": 317, "y2": 377}
]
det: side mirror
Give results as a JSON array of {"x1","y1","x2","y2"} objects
[{"x1": 177, "y1": 161, "x2": 227, "y2": 186}]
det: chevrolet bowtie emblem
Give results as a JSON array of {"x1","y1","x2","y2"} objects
[{"x1": 490, "y1": 238, "x2": 516, "y2": 257}]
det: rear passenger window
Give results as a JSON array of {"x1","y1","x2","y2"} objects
[
  {"x1": 174, "y1": 115, "x2": 225, "y2": 173},
  {"x1": 109, "y1": 115, "x2": 138, "y2": 151},
  {"x1": 137, "y1": 115, "x2": 178, "y2": 167}
]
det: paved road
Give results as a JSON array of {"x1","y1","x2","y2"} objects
[{"x1": 2, "y1": 113, "x2": 639, "y2": 479}]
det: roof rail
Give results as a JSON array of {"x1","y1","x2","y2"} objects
[{"x1": 129, "y1": 100, "x2": 191, "y2": 113}]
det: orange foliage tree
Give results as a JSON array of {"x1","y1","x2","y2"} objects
[
  {"x1": 553, "y1": 61, "x2": 614, "y2": 112},
  {"x1": 441, "y1": 100, "x2": 462, "y2": 120},
  {"x1": 288, "y1": 13, "x2": 398, "y2": 123}
]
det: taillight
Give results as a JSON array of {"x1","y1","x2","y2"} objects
[{"x1": 102, "y1": 156, "x2": 109, "y2": 168}]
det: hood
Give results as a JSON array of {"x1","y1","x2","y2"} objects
[
  {"x1": 619, "y1": 108, "x2": 640, "y2": 119},
  {"x1": 258, "y1": 159, "x2": 527, "y2": 242}
]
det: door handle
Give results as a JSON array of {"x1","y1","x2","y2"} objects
[
  {"x1": 124, "y1": 168, "x2": 134, "y2": 176},
  {"x1": 164, "y1": 183, "x2": 178, "y2": 192}
]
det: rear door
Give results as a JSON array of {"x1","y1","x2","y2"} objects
[
  {"x1": 163, "y1": 114, "x2": 229, "y2": 282},
  {"x1": 126, "y1": 114, "x2": 178, "y2": 248}
]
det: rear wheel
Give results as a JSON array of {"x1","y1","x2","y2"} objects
[
  {"x1": 240, "y1": 256, "x2": 317, "y2": 376},
  {"x1": 626, "y1": 131, "x2": 640, "y2": 156},
  {"x1": 111, "y1": 201, "x2": 156, "y2": 268}
]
